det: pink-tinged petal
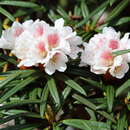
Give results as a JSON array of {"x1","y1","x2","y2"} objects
[
  {"x1": 101, "y1": 50, "x2": 113, "y2": 60},
  {"x1": 13, "y1": 27, "x2": 24, "y2": 37},
  {"x1": 36, "y1": 41, "x2": 47, "y2": 58},
  {"x1": 109, "y1": 40, "x2": 118, "y2": 49},
  {"x1": 34, "y1": 25, "x2": 44, "y2": 37},
  {"x1": 48, "y1": 33, "x2": 59, "y2": 49},
  {"x1": 36, "y1": 41, "x2": 46, "y2": 52}
]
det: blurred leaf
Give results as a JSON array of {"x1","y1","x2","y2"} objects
[
  {"x1": 115, "y1": 17, "x2": 130, "y2": 26},
  {"x1": 73, "y1": 94, "x2": 96, "y2": 110},
  {"x1": 62, "y1": 119, "x2": 110, "y2": 130},
  {"x1": 116, "y1": 79, "x2": 130, "y2": 97},
  {"x1": 0, "y1": 19, "x2": 2, "y2": 37},
  {"x1": 58, "y1": 74, "x2": 86, "y2": 95},
  {"x1": 0, "y1": 1, "x2": 39, "y2": 8},
  {"x1": 109, "y1": 0, "x2": 117, "y2": 6},
  {"x1": 0, "y1": 7, "x2": 15, "y2": 21},
  {"x1": 113, "y1": 49, "x2": 130, "y2": 56},
  {"x1": 57, "y1": 6, "x2": 70, "y2": 20},
  {"x1": 117, "y1": 114, "x2": 128, "y2": 130},
  {"x1": 91, "y1": 8, "x2": 106, "y2": 28},
  {"x1": 81, "y1": 1, "x2": 89, "y2": 18},
  {"x1": 74, "y1": 6, "x2": 81, "y2": 16},
  {"x1": 105, "y1": 0, "x2": 130, "y2": 22},
  {"x1": 75, "y1": 1, "x2": 109, "y2": 28},
  {"x1": 106, "y1": 86, "x2": 115, "y2": 112},
  {"x1": 47, "y1": 77, "x2": 60, "y2": 106}
]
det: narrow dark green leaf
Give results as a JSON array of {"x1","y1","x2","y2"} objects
[
  {"x1": 81, "y1": 2, "x2": 89, "y2": 18},
  {"x1": 0, "y1": 53, "x2": 17, "y2": 65},
  {"x1": 116, "y1": 79, "x2": 130, "y2": 97},
  {"x1": 105, "y1": 0, "x2": 130, "y2": 22},
  {"x1": 106, "y1": 86, "x2": 115, "y2": 112},
  {"x1": 57, "y1": 6, "x2": 70, "y2": 20},
  {"x1": 74, "y1": 6, "x2": 81, "y2": 16},
  {"x1": 113, "y1": 49, "x2": 130, "y2": 56},
  {"x1": 62, "y1": 119, "x2": 110, "y2": 130},
  {"x1": 117, "y1": 114, "x2": 128, "y2": 130},
  {"x1": 0, "y1": 100, "x2": 41, "y2": 111},
  {"x1": 115, "y1": 17, "x2": 130, "y2": 26},
  {"x1": 40, "y1": 85, "x2": 49, "y2": 118},
  {"x1": 97, "y1": 111, "x2": 116, "y2": 123},
  {"x1": 0, "y1": 7, "x2": 15, "y2": 21},
  {"x1": 0, "y1": 72, "x2": 20, "y2": 89},
  {"x1": 80, "y1": 77, "x2": 103, "y2": 89},
  {"x1": 109, "y1": 0, "x2": 117, "y2": 6},
  {"x1": 0, "y1": 1, "x2": 39, "y2": 8},
  {"x1": 75, "y1": 1, "x2": 109, "y2": 28},
  {"x1": 59, "y1": 74, "x2": 86, "y2": 95},
  {"x1": 0, "y1": 19, "x2": 2, "y2": 37},
  {"x1": 85, "y1": 107, "x2": 96, "y2": 121},
  {"x1": 62, "y1": 86, "x2": 72, "y2": 100},
  {"x1": 0, "y1": 75, "x2": 40, "y2": 103},
  {"x1": 72, "y1": 94, "x2": 96, "y2": 110},
  {"x1": 47, "y1": 77, "x2": 60, "y2": 105}
]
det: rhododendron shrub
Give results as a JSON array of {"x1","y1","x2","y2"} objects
[{"x1": 0, "y1": 0, "x2": 130, "y2": 130}]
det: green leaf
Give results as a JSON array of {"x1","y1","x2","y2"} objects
[
  {"x1": 109, "y1": 0, "x2": 117, "y2": 6},
  {"x1": 58, "y1": 74, "x2": 86, "y2": 95},
  {"x1": 75, "y1": 1, "x2": 109, "y2": 28},
  {"x1": 62, "y1": 86, "x2": 72, "y2": 100},
  {"x1": 0, "y1": 100, "x2": 41, "y2": 111},
  {"x1": 105, "y1": 0, "x2": 130, "y2": 22},
  {"x1": 117, "y1": 114, "x2": 128, "y2": 130},
  {"x1": 0, "y1": 72, "x2": 20, "y2": 89},
  {"x1": 0, "y1": 19, "x2": 2, "y2": 37},
  {"x1": 97, "y1": 111, "x2": 116, "y2": 123},
  {"x1": 47, "y1": 77, "x2": 60, "y2": 106},
  {"x1": 113, "y1": 49, "x2": 130, "y2": 56},
  {"x1": 74, "y1": 6, "x2": 81, "y2": 16},
  {"x1": 0, "y1": 53, "x2": 17, "y2": 65},
  {"x1": 81, "y1": 1, "x2": 89, "y2": 18},
  {"x1": 115, "y1": 17, "x2": 130, "y2": 26},
  {"x1": 40, "y1": 85, "x2": 49, "y2": 118},
  {"x1": 106, "y1": 86, "x2": 115, "y2": 112},
  {"x1": 0, "y1": 6, "x2": 15, "y2": 21},
  {"x1": 80, "y1": 77, "x2": 103, "y2": 89},
  {"x1": 62, "y1": 119, "x2": 110, "y2": 130},
  {"x1": 57, "y1": 6, "x2": 70, "y2": 20},
  {"x1": 72, "y1": 94, "x2": 96, "y2": 110},
  {"x1": 0, "y1": 74, "x2": 40, "y2": 103},
  {"x1": 0, "y1": 1, "x2": 39, "y2": 8},
  {"x1": 116, "y1": 79, "x2": 130, "y2": 97},
  {"x1": 85, "y1": 107, "x2": 96, "y2": 121}
]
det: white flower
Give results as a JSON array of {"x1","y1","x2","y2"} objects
[
  {"x1": 0, "y1": 22, "x2": 23, "y2": 49},
  {"x1": 54, "y1": 18, "x2": 82, "y2": 59},
  {"x1": 80, "y1": 27, "x2": 130, "y2": 79},
  {"x1": 0, "y1": 18, "x2": 83, "y2": 75},
  {"x1": 44, "y1": 51, "x2": 68, "y2": 75}
]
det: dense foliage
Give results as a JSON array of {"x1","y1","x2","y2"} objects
[{"x1": 0, "y1": 0, "x2": 130, "y2": 129}]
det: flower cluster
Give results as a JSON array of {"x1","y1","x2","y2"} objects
[
  {"x1": 0, "y1": 18, "x2": 82, "y2": 75},
  {"x1": 80, "y1": 27, "x2": 130, "y2": 79},
  {"x1": 0, "y1": 18, "x2": 130, "y2": 79}
]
